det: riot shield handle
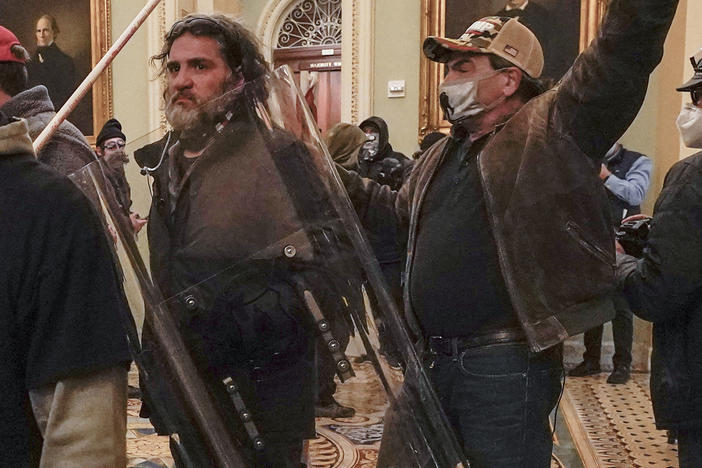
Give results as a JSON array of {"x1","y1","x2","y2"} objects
[
  {"x1": 222, "y1": 377, "x2": 266, "y2": 452},
  {"x1": 297, "y1": 286, "x2": 354, "y2": 382}
]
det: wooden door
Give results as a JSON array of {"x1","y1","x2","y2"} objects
[{"x1": 273, "y1": 45, "x2": 342, "y2": 135}]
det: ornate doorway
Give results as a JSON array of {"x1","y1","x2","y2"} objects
[{"x1": 271, "y1": 0, "x2": 343, "y2": 135}]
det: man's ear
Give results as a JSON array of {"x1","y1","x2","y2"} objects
[
  {"x1": 231, "y1": 67, "x2": 245, "y2": 87},
  {"x1": 502, "y1": 67, "x2": 523, "y2": 98}
]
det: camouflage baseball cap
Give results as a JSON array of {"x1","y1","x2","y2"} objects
[
  {"x1": 677, "y1": 48, "x2": 702, "y2": 92},
  {"x1": 423, "y1": 16, "x2": 544, "y2": 79}
]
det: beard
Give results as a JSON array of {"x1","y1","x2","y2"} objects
[{"x1": 164, "y1": 76, "x2": 241, "y2": 132}]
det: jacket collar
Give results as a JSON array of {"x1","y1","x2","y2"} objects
[
  {"x1": 0, "y1": 118, "x2": 34, "y2": 158},
  {"x1": 0, "y1": 86, "x2": 55, "y2": 118}
]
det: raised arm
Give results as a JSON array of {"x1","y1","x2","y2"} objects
[
  {"x1": 554, "y1": 0, "x2": 679, "y2": 161},
  {"x1": 337, "y1": 165, "x2": 408, "y2": 237}
]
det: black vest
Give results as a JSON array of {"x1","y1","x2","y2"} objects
[{"x1": 605, "y1": 148, "x2": 643, "y2": 225}]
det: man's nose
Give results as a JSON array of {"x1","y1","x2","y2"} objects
[
  {"x1": 444, "y1": 69, "x2": 462, "y2": 82},
  {"x1": 171, "y1": 70, "x2": 193, "y2": 90}
]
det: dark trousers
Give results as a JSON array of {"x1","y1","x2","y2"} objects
[
  {"x1": 428, "y1": 342, "x2": 563, "y2": 467},
  {"x1": 582, "y1": 293, "x2": 633, "y2": 369},
  {"x1": 678, "y1": 429, "x2": 702, "y2": 468},
  {"x1": 377, "y1": 260, "x2": 403, "y2": 361}
]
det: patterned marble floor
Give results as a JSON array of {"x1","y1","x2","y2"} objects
[
  {"x1": 126, "y1": 366, "x2": 678, "y2": 467},
  {"x1": 126, "y1": 360, "x2": 395, "y2": 468},
  {"x1": 561, "y1": 372, "x2": 679, "y2": 467}
]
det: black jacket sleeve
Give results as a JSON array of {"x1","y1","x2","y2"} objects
[
  {"x1": 554, "y1": 0, "x2": 679, "y2": 161},
  {"x1": 620, "y1": 156, "x2": 702, "y2": 323}
]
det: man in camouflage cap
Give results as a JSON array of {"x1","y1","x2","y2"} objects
[{"x1": 340, "y1": 2, "x2": 679, "y2": 465}]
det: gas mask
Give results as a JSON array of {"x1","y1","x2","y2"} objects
[
  {"x1": 439, "y1": 70, "x2": 505, "y2": 124},
  {"x1": 360, "y1": 132, "x2": 380, "y2": 162},
  {"x1": 676, "y1": 102, "x2": 702, "y2": 149}
]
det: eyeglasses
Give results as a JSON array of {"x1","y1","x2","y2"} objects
[
  {"x1": 691, "y1": 88, "x2": 702, "y2": 108},
  {"x1": 102, "y1": 140, "x2": 126, "y2": 151}
]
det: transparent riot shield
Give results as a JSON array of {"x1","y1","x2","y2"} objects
[
  {"x1": 69, "y1": 160, "x2": 250, "y2": 467},
  {"x1": 70, "y1": 65, "x2": 467, "y2": 467}
]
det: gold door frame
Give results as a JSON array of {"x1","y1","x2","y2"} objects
[
  {"x1": 88, "y1": 0, "x2": 113, "y2": 145},
  {"x1": 418, "y1": 0, "x2": 607, "y2": 138}
]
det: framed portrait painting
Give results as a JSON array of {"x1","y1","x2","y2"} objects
[
  {"x1": 419, "y1": 0, "x2": 608, "y2": 137},
  {"x1": 0, "y1": 0, "x2": 112, "y2": 143}
]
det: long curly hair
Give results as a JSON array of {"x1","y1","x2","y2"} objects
[{"x1": 151, "y1": 14, "x2": 269, "y2": 85}]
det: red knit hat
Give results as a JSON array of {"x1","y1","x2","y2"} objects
[{"x1": 0, "y1": 26, "x2": 25, "y2": 64}]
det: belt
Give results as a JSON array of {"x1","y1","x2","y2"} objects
[{"x1": 428, "y1": 328, "x2": 526, "y2": 356}]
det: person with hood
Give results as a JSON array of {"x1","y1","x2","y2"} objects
[
  {"x1": 0, "y1": 25, "x2": 95, "y2": 176},
  {"x1": 358, "y1": 116, "x2": 412, "y2": 191},
  {"x1": 324, "y1": 122, "x2": 367, "y2": 170},
  {"x1": 616, "y1": 47, "x2": 702, "y2": 467},
  {"x1": 357, "y1": 117, "x2": 412, "y2": 331},
  {"x1": 95, "y1": 118, "x2": 147, "y2": 234},
  {"x1": 0, "y1": 109, "x2": 131, "y2": 467},
  {"x1": 338, "y1": 1, "x2": 678, "y2": 464}
]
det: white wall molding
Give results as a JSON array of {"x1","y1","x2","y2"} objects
[
  {"x1": 341, "y1": 0, "x2": 373, "y2": 124},
  {"x1": 256, "y1": 0, "x2": 298, "y2": 61}
]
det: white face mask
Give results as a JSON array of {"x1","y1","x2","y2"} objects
[
  {"x1": 676, "y1": 103, "x2": 702, "y2": 149},
  {"x1": 439, "y1": 70, "x2": 504, "y2": 124}
]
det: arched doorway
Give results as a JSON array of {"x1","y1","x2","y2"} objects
[{"x1": 272, "y1": 0, "x2": 342, "y2": 135}]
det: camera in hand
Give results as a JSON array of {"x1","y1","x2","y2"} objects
[{"x1": 616, "y1": 217, "x2": 652, "y2": 258}]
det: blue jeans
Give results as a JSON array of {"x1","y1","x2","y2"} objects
[{"x1": 428, "y1": 342, "x2": 563, "y2": 467}]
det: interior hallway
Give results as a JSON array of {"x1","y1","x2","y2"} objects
[{"x1": 126, "y1": 364, "x2": 679, "y2": 467}]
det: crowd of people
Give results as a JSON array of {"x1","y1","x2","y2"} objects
[{"x1": 1, "y1": 0, "x2": 702, "y2": 465}]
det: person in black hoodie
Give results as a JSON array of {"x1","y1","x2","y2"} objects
[
  {"x1": 358, "y1": 116, "x2": 412, "y2": 191},
  {"x1": 356, "y1": 116, "x2": 411, "y2": 366}
]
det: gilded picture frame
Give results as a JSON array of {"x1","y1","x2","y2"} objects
[
  {"x1": 89, "y1": 0, "x2": 114, "y2": 145},
  {"x1": 418, "y1": 0, "x2": 608, "y2": 138},
  {"x1": 0, "y1": 0, "x2": 113, "y2": 144}
]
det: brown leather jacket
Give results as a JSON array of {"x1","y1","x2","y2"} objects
[{"x1": 341, "y1": 0, "x2": 679, "y2": 351}]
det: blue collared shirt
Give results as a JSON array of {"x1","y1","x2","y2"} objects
[{"x1": 604, "y1": 156, "x2": 653, "y2": 206}]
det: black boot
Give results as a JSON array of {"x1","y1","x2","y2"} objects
[
  {"x1": 568, "y1": 361, "x2": 601, "y2": 377},
  {"x1": 606, "y1": 366, "x2": 630, "y2": 384}
]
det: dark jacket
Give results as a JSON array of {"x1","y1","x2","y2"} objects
[
  {"x1": 618, "y1": 152, "x2": 702, "y2": 430},
  {"x1": 0, "y1": 86, "x2": 96, "y2": 176},
  {"x1": 357, "y1": 116, "x2": 411, "y2": 264},
  {"x1": 27, "y1": 43, "x2": 76, "y2": 111},
  {"x1": 134, "y1": 118, "x2": 363, "y2": 463},
  {"x1": 140, "y1": 122, "x2": 322, "y2": 300},
  {"x1": 340, "y1": 0, "x2": 678, "y2": 352},
  {"x1": 0, "y1": 116, "x2": 130, "y2": 467},
  {"x1": 358, "y1": 116, "x2": 413, "y2": 191}
]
